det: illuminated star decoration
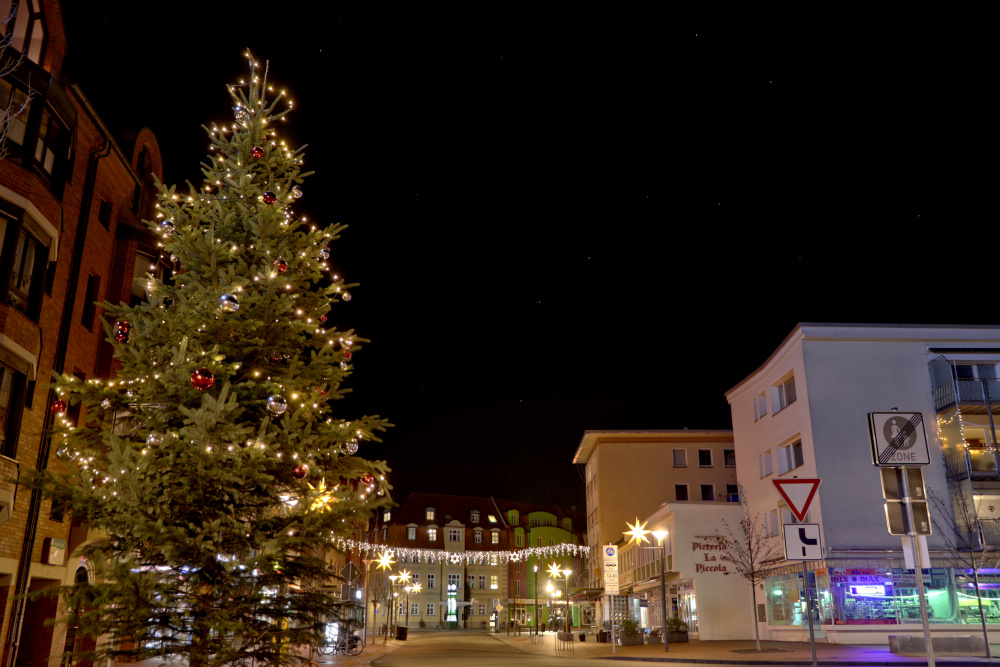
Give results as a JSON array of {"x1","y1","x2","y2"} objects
[
  {"x1": 547, "y1": 561, "x2": 564, "y2": 578},
  {"x1": 376, "y1": 551, "x2": 396, "y2": 571},
  {"x1": 307, "y1": 478, "x2": 340, "y2": 512},
  {"x1": 624, "y1": 518, "x2": 651, "y2": 546},
  {"x1": 411, "y1": 582, "x2": 422, "y2": 594},
  {"x1": 398, "y1": 569, "x2": 412, "y2": 584}
]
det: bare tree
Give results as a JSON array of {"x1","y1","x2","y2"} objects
[
  {"x1": 1, "y1": 5, "x2": 31, "y2": 160},
  {"x1": 720, "y1": 486, "x2": 782, "y2": 651},
  {"x1": 928, "y1": 485, "x2": 998, "y2": 658}
]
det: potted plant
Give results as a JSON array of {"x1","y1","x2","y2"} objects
[
  {"x1": 619, "y1": 617, "x2": 644, "y2": 646},
  {"x1": 647, "y1": 626, "x2": 662, "y2": 645},
  {"x1": 666, "y1": 616, "x2": 689, "y2": 643},
  {"x1": 597, "y1": 620, "x2": 611, "y2": 643}
]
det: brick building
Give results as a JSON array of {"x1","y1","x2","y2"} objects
[{"x1": 0, "y1": 2, "x2": 165, "y2": 666}]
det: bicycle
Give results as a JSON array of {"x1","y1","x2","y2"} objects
[{"x1": 316, "y1": 634, "x2": 363, "y2": 657}]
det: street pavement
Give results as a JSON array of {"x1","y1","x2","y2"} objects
[{"x1": 310, "y1": 628, "x2": 1000, "y2": 667}]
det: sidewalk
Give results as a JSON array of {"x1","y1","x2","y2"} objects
[{"x1": 492, "y1": 629, "x2": 1000, "y2": 665}]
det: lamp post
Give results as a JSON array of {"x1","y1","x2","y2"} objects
[
  {"x1": 624, "y1": 518, "x2": 669, "y2": 652},
  {"x1": 533, "y1": 565, "x2": 539, "y2": 636},
  {"x1": 652, "y1": 530, "x2": 670, "y2": 653},
  {"x1": 388, "y1": 574, "x2": 398, "y2": 637},
  {"x1": 562, "y1": 569, "x2": 573, "y2": 633}
]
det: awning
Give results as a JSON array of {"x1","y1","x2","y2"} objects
[{"x1": 569, "y1": 588, "x2": 606, "y2": 601}]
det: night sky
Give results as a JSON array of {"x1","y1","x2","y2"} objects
[{"x1": 58, "y1": 5, "x2": 991, "y2": 509}]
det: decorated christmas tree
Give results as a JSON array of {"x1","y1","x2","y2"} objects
[{"x1": 33, "y1": 54, "x2": 390, "y2": 667}]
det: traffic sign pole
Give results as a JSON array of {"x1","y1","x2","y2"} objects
[
  {"x1": 773, "y1": 479, "x2": 821, "y2": 667},
  {"x1": 903, "y1": 468, "x2": 935, "y2": 667}
]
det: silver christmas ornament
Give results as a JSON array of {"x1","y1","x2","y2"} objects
[
  {"x1": 340, "y1": 361, "x2": 349, "y2": 370},
  {"x1": 291, "y1": 185, "x2": 303, "y2": 199},
  {"x1": 234, "y1": 104, "x2": 250, "y2": 124},
  {"x1": 218, "y1": 294, "x2": 240, "y2": 313},
  {"x1": 346, "y1": 440, "x2": 359, "y2": 454},
  {"x1": 341, "y1": 291, "x2": 352, "y2": 302},
  {"x1": 318, "y1": 246, "x2": 330, "y2": 260},
  {"x1": 170, "y1": 254, "x2": 178, "y2": 263},
  {"x1": 267, "y1": 394, "x2": 288, "y2": 415},
  {"x1": 101, "y1": 398, "x2": 112, "y2": 409},
  {"x1": 160, "y1": 219, "x2": 176, "y2": 234},
  {"x1": 146, "y1": 432, "x2": 163, "y2": 446}
]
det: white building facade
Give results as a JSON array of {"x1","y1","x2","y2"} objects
[{"x1": 726, "y1": 323, "x2": 1000, "y2": 644}]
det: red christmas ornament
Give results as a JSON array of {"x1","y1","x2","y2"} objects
[
  {"x1": 115, "y1": 330, "x2": 130, "y2": 343},
  {"x1": 51, "y1": 399, "x2": 67, "y2": 413},
  {"x1": 117, "y1": 320, "x2": 130, "y2": 332},
  {"x1": 320, "y1": 314, "x2": 327, "y2": 322},
  {"x1": 361, "y1": 473, "x2": 375, "y2": 485},
  {"x1": 271, "y1": 354, "x2": 283, "y2": 362},
  {"x1": 274, "y1": 259, "x2": 288, "y2": 273},
  {"x1": 190, "y1": 368, "x2": 215, "y2": 390},
  {"x1": 251, "y1": 146, "x2": 264, "y2": 159},
  {"x1": 262, "y1": 191, "x2": 277, "y2": 204},
  {"x1": 292, "y1": 464, "x2": 308, "y2": 479},
  {"x1": 315, "y1": 386, "x2": 328, "y2": 397},
  {"x1": 343, "y1": 350, "x2": 353, "y2": 359}
]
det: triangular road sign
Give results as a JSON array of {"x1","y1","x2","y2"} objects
[{"x1": 772, "y1": 478, "x2": 821, "y2": 522}]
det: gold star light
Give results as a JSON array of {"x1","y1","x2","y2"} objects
[
  {"x1": 547, "y1": 562, "x2": 564, "y2": 578},
  {"x1": 411, "y1": 582, "x2": 422, "y2": 594},
  {"x1": 398, "y1": 569, "x2": 412, "y2": 584},
  {"x1": 307, "y1": 478, "x2": 341, "y2": 512},
  {"x1": 376, "y1": 551, "x2": 396, "y2": 571},
  {"x1": 624, "y1": 518, "x2": 651, "y2": 545}
]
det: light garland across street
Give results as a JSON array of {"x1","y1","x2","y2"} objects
[{"x1": 333, "y1": 537, "x2": 589, "y2": 565}]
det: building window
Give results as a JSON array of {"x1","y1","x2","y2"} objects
[
  {"x1": 411, "y1": 573, "x2": 419, "y2": 584},
  {"x1": 471, "y1": 510, "x2": 480, "y2": 523},
  {"x1": 427, "y1": 527, "x2": 437, "y2": 542},
  {"x1": 407, "y1": 526, "x2": 416, "y2": 540},
  {"x1": 81, "y1": 274, "x2": 100, "y2": 330},
  {"x1": 536, "y1": 537, "x2": 542, "y2": 547},
  {"x1": 7, "y1": 0, "x2": 47, "y2": 64},
  {"x1": 398, "y1": 602, "x2": 406, "y2": 617},
  {"x1": 672, "y1": 449, "x2": 687, "y2": 467},
  {"x1": 515, "y1": 533, "x2": 523, "y2": 546},
  {"x1": 727, "y1": 484, "x2": 739, "y2": 502},
  {"x1": 448, "y1": 573, "x2": 461, "y2": 589},
  {"x1": 754, "y1": 392, "x2": 767, "y2": 421},
  {"x1": 478, "y1": 575, "x2": 486, "y2": 590},
  {"x1": 425, "y1": 507, "x2": 435, "y2": 520},
  {"x1": 759, "y1": 450, "x2": 773, "y2": 478},
  {"x1": 675, "y1": 484, "x2": 688, "y2": 501},
  {"x1": 778, "y1": 440, "x2": 804, "y2": 475},
  {"x1": 427, "y1": 574, "x2": 435, "y2": 589},
  {"x1": 468, "y1": 575, "x2": 475, "y2": 589},
  {"x1": 698, "y1": 449, "x2": 712, "y2": 467},
  {"x1": 448, "y1": 528, "x2": 462, "y2": 542},
  {"x1": 427, "y1": 554, "x2": 435, "y2": 564},
  {"x1": 701, "y1": 484, "x2": 715, "y2": 501},
  {"x1": 0, "y1": 360, "x2": 28, "y2": 458},
  {"x1": 509, "y1": 511, "x2": 518, "y2": 525},
  {"x1": 771, "y1": 375, "x2": 797, "y2": 414},
  {"x1": 487, "y1": 514, "x2": 497, "y2": 523},
  {"x1": 97, "y1": 199, "x2": 112, "y2": 228},
  {"x1": 724, "y1": 449, "x2": 736, "y2": 467},
  {"x1": 768, "y1": 510, "x2": 780, "y2": 537},
  {"x1": 411, "y1": 603, "x2": 419, "y2": 616},
  {"x1": 491, "y1": 530, "x2": 499, "y2": 545},
  {"x1": 478, "y1": 604, "x2": 486, "y2": 616},
  {"x1": 1, "y1": 209, "x2": 49, "y2": 319},
  {"x1": 514, "y1": 560, "x2": 520, "y2": 572},
  {"x1": 0, "y1": 79, "x2": 30, "y2": 148},
  {"x1": 490, "y1": 575, "x2": 498, "y2": 590},
  {"x1": 384, "y1": 511, "x2": 391, "y2": 522},
  {"x1": 474, "y1": 529, "x2": 482, "y2": 544},
  {"x1": 515, "y1": 579, "x2": 520, "y2": 596},
  {"x1": 426, "y1": 603, "x2": 435, "y2": 616}
]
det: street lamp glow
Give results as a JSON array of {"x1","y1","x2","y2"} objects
[{"x1": 652, "y1": 529, "x2": 667, "y2": 541}]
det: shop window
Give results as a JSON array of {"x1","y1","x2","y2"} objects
[
  {"x1": 675, "y1": 484, "x2": 688, "y2": 501},
  {"x1": 812, "y1": 567, "x2": 957, "y2": 626},
  {"x1": 672, "y1": 449, "x2": 687, "y2": 467}
]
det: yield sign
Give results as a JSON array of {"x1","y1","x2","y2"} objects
[{"x1": 772, "y1": 478, "x2": 821, "y2": 522}]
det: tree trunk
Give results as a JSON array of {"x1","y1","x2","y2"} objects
[
  {"x1": 971, "y1": 555, "x2": 992, "y2": 659},
  {"x1": 751, "y1": 583, "x2": 761, "y2": 651}
]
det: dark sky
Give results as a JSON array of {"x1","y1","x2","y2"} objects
[{"x1": 59, "y1": 5, "x2": 991, "y2": 509}]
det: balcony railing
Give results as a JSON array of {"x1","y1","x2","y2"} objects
[
  {"x1": 935, "y1": 378, "x2": 1000, "y2": 412},
  {"x1": 946, "y1": 448, "x2": 1000, "y2": 480}
]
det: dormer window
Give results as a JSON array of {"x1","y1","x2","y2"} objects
[
  {"x1": 425, "y1": 507, "x2": 436, "y2": 521},
  {"x1": 487, "y1": 515, "x2": 497, "y2": 523},
  {"x1": 470, "y1": 510, "x2": 480, "y2": 523}
]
